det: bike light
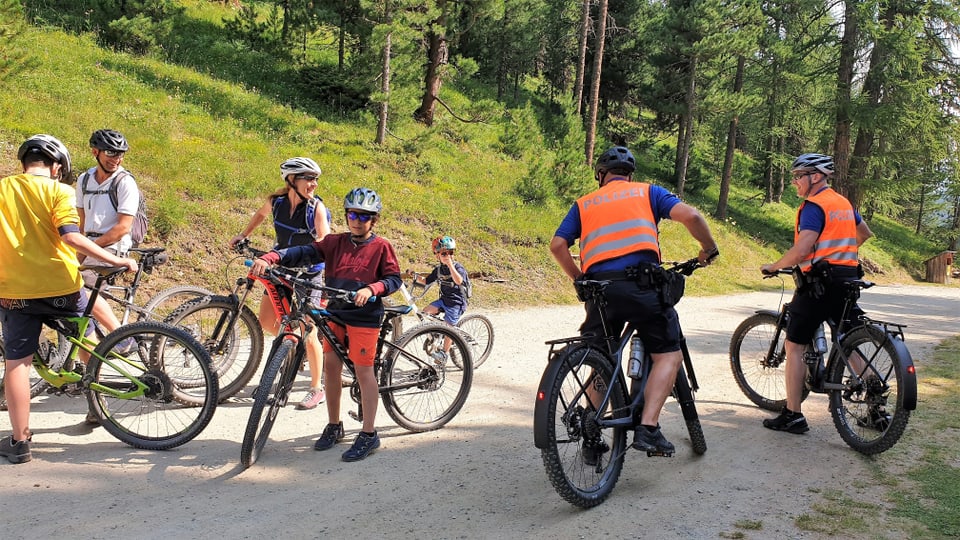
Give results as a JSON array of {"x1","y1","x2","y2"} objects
[
  {"x1": 907, "y1": 365, "x2": 916, "y2": 375},
  {"x1": 537, "y1": 391, "x2": 545, "y2": 401}
]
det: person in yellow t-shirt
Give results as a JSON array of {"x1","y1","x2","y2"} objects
[{"x1": 0, "y1": 134, "x2": 137, "y2": 465}]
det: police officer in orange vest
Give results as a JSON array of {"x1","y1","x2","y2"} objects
[
  {"x1": 551, "y1": 146, "x2": 718, "y2": 461},
  {"x1": 760, "y1": 153, "x2": 874, "y2": 434}
]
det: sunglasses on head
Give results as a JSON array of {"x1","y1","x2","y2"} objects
[
  {"x1": 346, "y1": 211, "x2": 374, "y2": 223},
  {"x1": 103, "y1": 149, "x2": 124, "y2": 158}
]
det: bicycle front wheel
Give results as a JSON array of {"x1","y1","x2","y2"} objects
[
  {"x1": 456, "y1": 314, "x2": 494, "y2": 368},
  {"x1": 538, "y1": 345, "x2": 628, "y2": 508},
  {"x1": 165, "y1": 295, "x2": 265, "y2": 402},
  {"x1": 139, "y1": 285, "x2": 214, "y2": 321},
  {"x1": 241, "y1": 338, "x2": 298, "y2": 468},
  {"x1": 729, "y1": 312, "x2": 809, "y2": 411},
  {"x1": 86, "y1": 321, "x2": 218, "y2": 450},
  {"x1": 381, "y1": 322, "x2": 473, "y2": 432},
  {"x1": 828, "y1": 325, "x2": 912, "y2": 455}
]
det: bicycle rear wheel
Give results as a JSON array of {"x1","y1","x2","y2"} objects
[
  {"x1": 537, "y1": 345, "x2": 628, "y2": 508},
  {"x1": 139, "y1": 285, "x2": 213, "y2": 321},
  {"x1": 729, "y1": 312, "x2": 809, "y2": 411},
  {"x1": 381, "y1": 322, "x2": 473, "y2": 432},
  {"x1": 164, "y1": 295, "x2": 264, "y2": 402},
  {"x1": 456, "y1": 314, "x2": 494, "y2": 368},
  {"x1": 86, "y1": 321, "x2": 218, "y2": 450},
  {"x1": 241, "y1": 338, "x2": 298, "y2": 468},
  {"x1": 828, "y1": 325, "x2": 912, "y2": 455}
]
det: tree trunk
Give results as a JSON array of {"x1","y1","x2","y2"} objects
[
  {"x1": 675, "y1": 55, "x2": 698, "y2": 198},
  {"x1": 584, "y1": 0, "x2": 608, "y2": 165},
  {"x1": 832, "y1": 0, "x2": 859, "y2": 194},
  {"x1": 414, "y1": 0, "x2": 448, "y2": 126},
  {"x1": 375, "y1": 28, "x2": 392, "y2": 145},
  {"x1": 716, "y1": 55, "x2": 745, "y2": 219},
  {"x1": 573, "y1": 0, "x2": 591, "y2": 115}
]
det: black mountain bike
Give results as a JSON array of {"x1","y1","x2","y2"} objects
[
  {"x1": 533, "y1": 257, "x2": 711, "y2": 508},
  {"x1": 241, "y1": 265, "x2": 473, "y2": 468},
  {"x1": 729, "y1": 268, "x2": 916, "y2": 455}
]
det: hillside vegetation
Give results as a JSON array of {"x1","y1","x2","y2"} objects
[{"x1": 0, "y1": 5, "x2": 946, "y2": 308}]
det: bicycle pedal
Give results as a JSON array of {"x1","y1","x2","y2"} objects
[
  {"x1": 348, "y1": 410, "x2": 363, "y2": 422},
  {"x1": 646, "y1": 450, "x2": 674, "y2": 458}
]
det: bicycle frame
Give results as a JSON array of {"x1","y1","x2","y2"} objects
[{"x1": 85, "y1": 247, "x2": 168, "y2": 325}]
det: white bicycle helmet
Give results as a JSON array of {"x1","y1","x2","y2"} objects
[
  {"x1": 280, "y1": 157, "x2": 321, "y2": 179},
  {"x1": 17, "y1": 134, "x2": 73, "y2": 183},
  {"x1": 791, "y1": 153, "x2": 835, "y2": 176},
  {"x1": 344, "y1": 187, "x2": 382, "y2": 214}
]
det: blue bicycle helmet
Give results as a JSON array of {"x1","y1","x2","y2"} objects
[{"x1": 344, "y1": 187, "x2": 382, "y2": 214}]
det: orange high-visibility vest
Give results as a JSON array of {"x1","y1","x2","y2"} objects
[
  {"x1": 796, "y1": 187, "x2": 859, "y2": 273},
  {"x1": 577, "y1": 181, "x2": 660, "y2": 273}
]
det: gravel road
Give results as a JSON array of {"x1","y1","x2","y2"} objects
[{"x1": 3, "y1": 282, "x2": 958, "y2": 539}]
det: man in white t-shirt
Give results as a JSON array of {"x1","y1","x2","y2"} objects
[{"x1": 75, "y1": 129, "x2": 141, "y2": 371}]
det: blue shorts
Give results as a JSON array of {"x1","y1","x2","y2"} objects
[
  {"x1": 428, "y1": 300, "x2": 465, "y2": 325},
  {"x1": 0, "y1": 290, "x2": 90, "y2": 360}
]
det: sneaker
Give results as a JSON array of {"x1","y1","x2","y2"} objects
[
  {"x1": 632, "y1": 425, "x2": 676, "y2": 455},
  {"x1": 762, "y1": 408, "x2": 809, "y2": 434},
  {"x1": 581, "y1": 437, "x2": 610, "y2": 466},
  {"x1": 296, "y1": 388, "x2": 326, "y2": 410},
  {"x1": 341, "y1": 431, "x2": 380, "y2": 462},
  {"x1": 85, "y1": 409, "x2": 101, "y2": 425},
  {"x1": 857, "y1": 407, "x2": 891, "y2": 431},
  {"x1": 314, "y1": 422, "x2": 345, "y2": 451},
  {"x1": 0, "y1": 435, "x2": 32, "y2": 464},
  {"x1": 114, "y1": 337, "x2": 138, "y2": 356},
  {"x1": 430, "y1": 350, "x2": 448, "y2": 365}
]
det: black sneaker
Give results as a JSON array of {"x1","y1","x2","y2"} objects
[
  {"x1": 857, "y1": 407, "x2": 891, "y2": 431},
  {"x1": 0, "y1": 435, "x2": 32, "y2": 464},
  {"x1": 632, "y1": 425, "x2": 675, "y2": 456},
  {"x1": 341, "y1": 431, "x2": 380, "y2": 462},
  {"x1": 581, "y1": 438, "x2": 610, "y2": 466},
  {"x1": 314, "y1": 422, "x2": 345, "y2": 451},
  {"x1": 763, "y1": 408, "x2": 809, "y2": 434}
]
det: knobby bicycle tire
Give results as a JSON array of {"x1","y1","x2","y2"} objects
[
  {"x1": 241, "y1": 338, "x2": 297, "y2": 468},
  {"x1": 456, "y1": 314, "x2": 494, "y2": 368},
  {"x1": 139, "y1": 285, "x2": 214, "y2": 322},
  {"x1": 537, "y1": 345, "x2": 628, "y2": 508},
  {"x1": 827, "y1": 325, "x2": 912, "y2": 455},
  {"x1": 729, "y1": 312, "x2": 809, "y2": 411},
  {"x1": 672, "y1": 366, "x2": 707, "y2": 455},
  {"x1": 164, "y1": 295, "x2": 265, "y2": 403},
  {"x1": 381, "y1": 322, "x2": 473, "y2": 432},
  {"x1": 86, "y1": 321, "x2": 218, "y2": 450}
]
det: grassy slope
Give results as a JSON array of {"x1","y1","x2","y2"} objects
[{"x1": 0, "y1": 21, "x2": 945, "y2": 309}]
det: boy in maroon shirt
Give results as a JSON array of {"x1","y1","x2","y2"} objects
[{"x1": 252, "y1": 187, "x2": 401, "y2": 461}]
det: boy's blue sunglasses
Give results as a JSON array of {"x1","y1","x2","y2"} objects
[{"x1": 346, "y1": 211, "x2": 374, "y2": 223}]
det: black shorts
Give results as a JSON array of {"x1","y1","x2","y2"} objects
[
  {"x1": 0, "y1": 290, "x2": 90, "y2": 359},
  {"x1": 786, "y1": 278, "x2": 865, "y2": 344},
  {"x1": 579, "y1": 280, "x2": 681, "y2": 354}
]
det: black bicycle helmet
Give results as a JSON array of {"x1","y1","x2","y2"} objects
[
  {"x1": 595, "y1": 146, "x2": 636, "y2": 174},
  {"x1": 344, "y1": 187, "x2": 382, "y2": 214},
  {"x1": 89, "y1": 129, "x2": 130, "y2": 152},
  {"x1": 791, "y1": 153, "x2": 834, "y2": 176},
  {"x1": 17, "y1": 134, "x2": 73, "y2": 182}
]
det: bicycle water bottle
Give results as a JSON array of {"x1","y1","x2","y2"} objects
[
  {"x1": 628, "y1": 336, "x2": 644, "y2": 379},
  {"x1": 813, "y1": 325, "x2": 828, "y2": 354}
]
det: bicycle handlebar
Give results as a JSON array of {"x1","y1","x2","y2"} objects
[{"x1": 243, "y1": 260, "x2": 377, "y2": 304}]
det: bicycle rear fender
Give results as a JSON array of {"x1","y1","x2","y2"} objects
[
  {"x1": 533, "y1": 341, "x2": 593, "y2": 449},
  {"x1": 889, "y1": 332, "x2": 917, "y2": 411}
]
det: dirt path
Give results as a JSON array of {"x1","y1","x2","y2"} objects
[{"x1": 3, "y1": 283, "x2": 958, "y2": 539}]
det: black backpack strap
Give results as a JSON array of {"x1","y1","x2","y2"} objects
[{"x1": 107, "y1": 171, "x2": 132, "y2": 211}]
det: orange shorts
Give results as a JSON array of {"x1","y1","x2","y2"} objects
[{"x1": 322, "y1": 323, "x2": 380, "y2": 367}]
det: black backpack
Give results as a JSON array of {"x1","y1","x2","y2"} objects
[{"x1": 79, "y1": 170, "x2": 148, "y2": 246}]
